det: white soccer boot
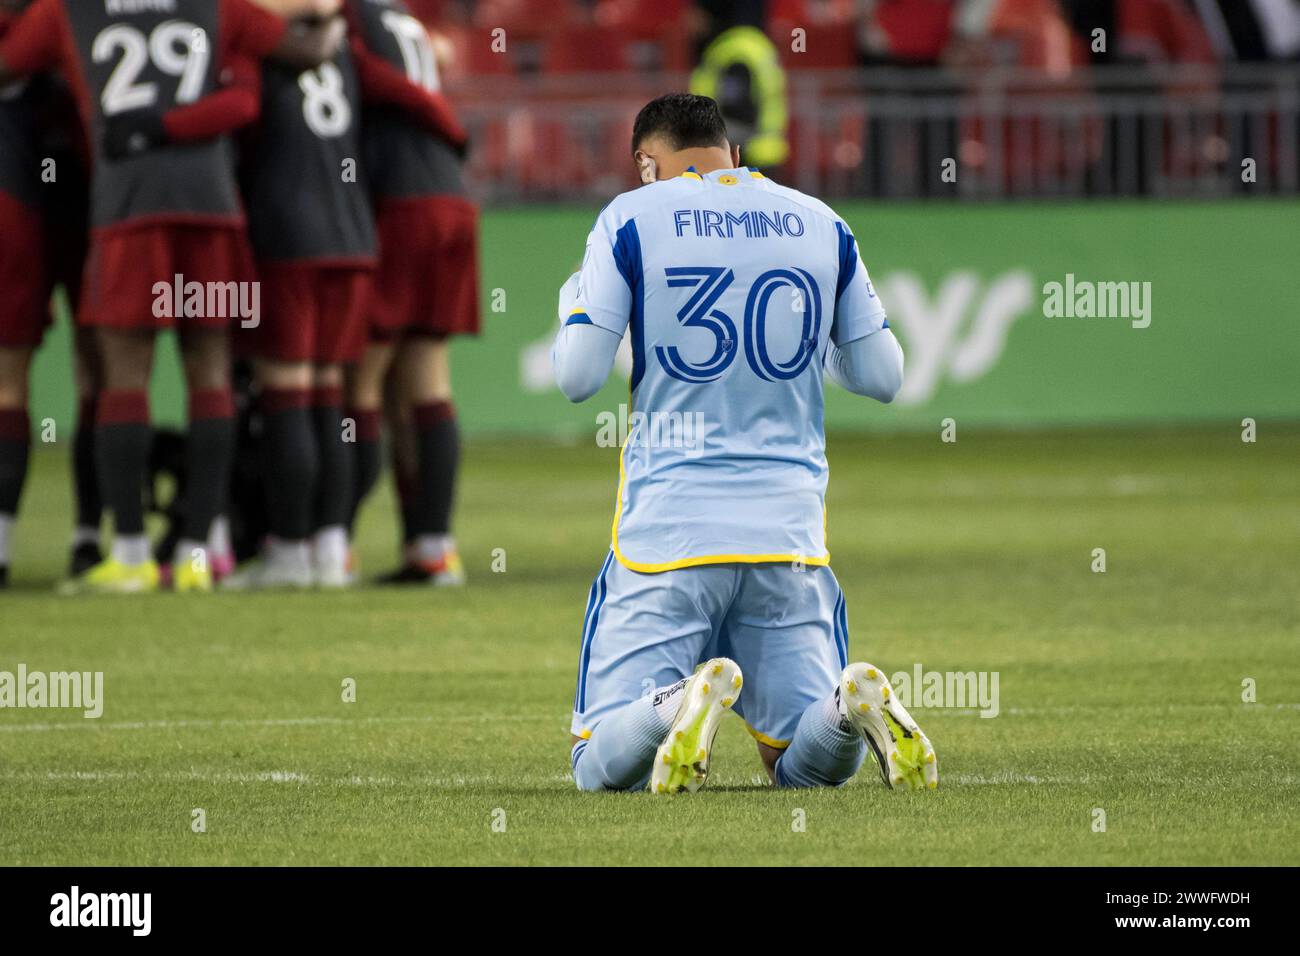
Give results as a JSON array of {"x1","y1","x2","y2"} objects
[
  {"x1": 650, "y1": 657, "x2": 743, "y2": 795},
  {"x1": 220, "y1": 542, "x2": 314, "y2": 591},
  {"x1": 838, "y1": 662, "x2": 938, "y2": 791}
]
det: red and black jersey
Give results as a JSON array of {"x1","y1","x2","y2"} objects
[
  {"x1": 345, "y1": 0, "x2": 465, "y2": 201},
  {"x1": 0, "y1": 13, "x2": 46, "y2": 209},
  {"x1": 0, "y1": 78, "x2": 45, "y2": 209},
  {"x1": 240, "y1": 44, "x2": 376, "y2": 264},
  {"x1": 0, "y1": 0, "x2": 285, "y2": 231}
]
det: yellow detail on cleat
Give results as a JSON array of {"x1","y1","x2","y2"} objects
[
  {"x1": 847, "y1": 681, "x2": 858, "y2": 694},
  {"x1": 663, "y1": 753, "x2": 672, "y2": 764},
  {"x1": 712, "y1": 663, "x2": 722, "y2": 675},
  {"x1": 732, "y1": 675, "x2": 743, "y2": 689},
  {"x1": 859, "y1": 702, "x2": 870, "y2": 713},
  {"x1": 926, "y1": 753, "x2": 936, "y2": 764},
  {"x1": 721, "y1": 697, "x2": 733, "y2": 707},
  {"x1": 928, "y1": 781, "x2": 938, "y2": 790},
  {"x1": 701, "y1": 683, "x2": 710, "y2": 695},
  {"x1": 881, "y1": 685, "x2": 890, "y2": 699},
  {"x1": 174, "y1": 560, "x2": 212, "y2": 594},
  {"x1": 866, "y1": 668, "x2": 877, "y2": 679},
  {"x1": 61, "y1": 558, "x2": 161, "y2": 596}
]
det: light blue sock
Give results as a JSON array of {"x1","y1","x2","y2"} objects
[
  {"x1": 775, "y1": 693, "x2": 865, "y2": 788},
  {"x1": 572, "y1": 693, "x2": 674, "y2": 792}
]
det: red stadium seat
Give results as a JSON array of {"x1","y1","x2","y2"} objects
[
  {"x1": 770, "y1": 19, "x2": 858, "y2": 70},
  {"x1": 474, "y1": 0, "x2": 583, "y2": 37},
  {"x1": 596, "y1": 0, "x2": 692, "y2": 70},
  {"x1": 595, "y1": 0, "x2": 688, "y2": 31},
  {"x1": 543, "y1": 25, "x2": 634, "y2": 74},
  {"x1": 457, "y1": 26, "x2": 519, "y2": 76}
]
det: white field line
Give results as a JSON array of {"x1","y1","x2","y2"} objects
[
  {"x1": 0, "y1": 768, "x2": 1098, "y2": 788},
  {"x1": 926, "y1": 703, "x2": 1300, "y2": 718},
  {"x1": 2, "y1": 767, "x2": 1294, "y2": 790},
  {"x1": 0, "y1": 768, "x2": 573, "y2": 788},
  {"x1": 0, "y1": 713, "x2": 539, "y2": 733},
  {"x1": 0, "y1": 703, "x2": 1296, "y2": 733}
]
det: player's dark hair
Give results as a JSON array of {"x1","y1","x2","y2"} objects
[{"x1": 631, "y1": 94, "x2": 729, "y2": 156}]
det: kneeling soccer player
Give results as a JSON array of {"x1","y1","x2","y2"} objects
[{"x1": 555, "y1": 94, "x2": 938, "y2": 793}]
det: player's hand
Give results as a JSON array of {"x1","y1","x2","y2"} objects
[{"x1": 102, "y1": 110, "x2": 167, "y2": 161}]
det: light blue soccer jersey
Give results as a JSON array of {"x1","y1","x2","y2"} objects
[{"x1": 568, "y1": 167, "x2": 888, "y2": 572}]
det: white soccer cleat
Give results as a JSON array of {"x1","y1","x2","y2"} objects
[
  {"x1": 650, "y1": 657, "x2": 743, "y2": 795},
  {"x1": 219, "y1": 556, "x2": 314, "y2": 591},
  {"x1": 313, "y1": 552, "x2": 352, "y2": 589},
  {"x1": 839, "y1": 661, "x2": 938, "y2": 791}
]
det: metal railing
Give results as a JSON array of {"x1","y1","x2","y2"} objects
[{"x1": 447, "y1": 64, "x2": 1300, "y2": 203}]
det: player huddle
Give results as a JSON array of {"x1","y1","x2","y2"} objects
[{"x1": 0, "y1": 0, "x2": 478, "y2": 593}]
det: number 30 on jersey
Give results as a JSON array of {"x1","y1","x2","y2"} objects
[{"x1": 656, "y1": 266, "x2": 823, "y2": 384}]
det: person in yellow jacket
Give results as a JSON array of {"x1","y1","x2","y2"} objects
[{"x1": 690, "y1": 24, "x2": 789, "y2": 170}]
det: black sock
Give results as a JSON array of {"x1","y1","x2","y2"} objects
[
  {"x1": 393, "y1": 444, "x2": 417, "y2": 545},
  {"x1": 411, "y1": 400, "x2": 459, "y2": 537},
  {"x1": 348, "y1": 408, "x2": 382, "y2": 533},
  {"x1": 73, "y1": 397, "x2": 102, "y2": 530},
  {"x1": 0, "y1": 409, "x2": 31, "y2": 529},
  {"x1": 261, "y1": 388, "x2": 317, "y2": 541},
  {"x1": 95, "y1": 390, "x2": 151, "y2": 537},
  {"x1": 312, "y1": 387, "x2": 350, "y2": 532},
  {"x1": 184, "y1": 389, "x2": 235, "y2": 543}
]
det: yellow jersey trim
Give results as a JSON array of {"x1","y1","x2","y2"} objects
[
  {"x1": 609, "y1": 431, "x2": 830, "y2": 573},
  {"x1": 743, "y1": 721, "x2": 790, "y2": 749},
  {"x1": 680, "y1": 171, "x2": 703, "y2": 180}
]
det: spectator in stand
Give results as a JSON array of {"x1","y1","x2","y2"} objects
[
  {"x1": 689, "y1": 1, "x2": 790, "y2": 170},
  {"x1": 856, "y1": 0, "x2": 957, "y2": 66},
  {"x1": 1062, "y1": 0, "x2": 1216, "y2": 66},
  {"x1": 853, "y1": 2, "x2": 960, "y2": 197},
  {"x1": 1188, "y1": 0, "x2": 1300, "y2": 63}
]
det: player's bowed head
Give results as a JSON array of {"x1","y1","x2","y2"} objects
[
  {"x1": 249, "y1": 0, "x2": 343, "y2": 18},
  {"x1": 631, "y1": 93, "x2": 742, "y2": 184},
  {"x1": 252, "y1": 0, "x2": 349, "y2": 71}
]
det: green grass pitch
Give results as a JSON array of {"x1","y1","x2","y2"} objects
[{"x1": 1, "y1": 426, "x2": 1297, "y2": 865}]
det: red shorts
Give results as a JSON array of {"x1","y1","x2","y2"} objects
[
  {"x1": 0, "y1": 191, "x2": 50, "y2": 349},
  {"x1": 370, "y1": 196, "x2": 480, "y2": 340},
  {"x1": 238, "y1": 263, "x2": 374, "y2": 364},
  {"x1": 80, "y1": 222, "x2": 255, "y2": 331}
]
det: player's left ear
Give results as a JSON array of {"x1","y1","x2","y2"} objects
[
  {"x1": 634, "y1": 151, "x2": 658, "y2": 185},
  {"x1": 730, "y1": 143, "x2": 742, "y2": 168}
]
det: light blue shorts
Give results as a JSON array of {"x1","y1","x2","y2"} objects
[{"x1": 571, "y1": 553, "x2": 851, "y2": 749}]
